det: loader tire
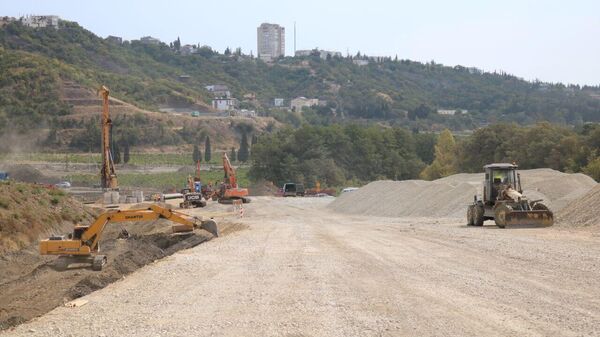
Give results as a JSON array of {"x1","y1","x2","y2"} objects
[
  {"x1": 494, "y1": 204, "x2": 511, "y2": 229},
  {"x1": 473, "y1": 205, "x2": 484, "y2": 226},
  {"x1": 466, "y1": 205, "x2": 475, "y2": 226}
]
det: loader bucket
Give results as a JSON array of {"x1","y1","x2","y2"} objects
[{"x1": 495, "y1": 207, "x2": 554, "y2": 228}]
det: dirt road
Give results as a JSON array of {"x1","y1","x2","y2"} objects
[{"x1": 3, "y1": 197, "x2": 600, "y2": 336}]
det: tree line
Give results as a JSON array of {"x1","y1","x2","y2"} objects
[{"x1": 249, "y1": 123, "x2": 600, "y2": 188}]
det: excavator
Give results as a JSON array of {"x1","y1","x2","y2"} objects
[
  {"x1": 39, "y1": 205, "x2": 219, "y2": 271},
  {"x1": 213, "y1": 153, "x2": 251, "y2": 204}
]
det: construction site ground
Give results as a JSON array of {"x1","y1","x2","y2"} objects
[{"x1": 2, "y1": 197, "x2": 600, "y2": 337}]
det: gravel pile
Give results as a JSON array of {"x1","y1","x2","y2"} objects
[
  {"x1": 330, "y1": 169, "x2": 597, "y2": 218},
  {"x1": 556, "y1": 184, "x2": 600, "y2": 227}
]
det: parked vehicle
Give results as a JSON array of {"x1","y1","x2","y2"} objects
[{"x1": 283, "y1": 183, "x2": 305, "y2": 197}]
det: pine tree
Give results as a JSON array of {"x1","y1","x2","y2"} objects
[
  {"x1": 123, "y1": 142, "x2": 130, "y2": 164},
  {"x1": 204, "y1": 136, "x2": 212, "y2": 162},
  {"x1": 193, "y1": 144, "x2": 200, "y2": 164},
  {"x1": 230, "y1": 147, "x2": 237, "y2": 162},
  {"x1": 224, "y1": 47, "x2": 231, "y2": 55},
  {"x1": 238, "y1": 133, "x2": 249, "y2": 162},
  {"x1": 174, "y1": 37, "x2": 181, "y2": 51}
]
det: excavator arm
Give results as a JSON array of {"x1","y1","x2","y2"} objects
[{"x1": 222, "y1": 153, "x2": 237, "y2": 188}]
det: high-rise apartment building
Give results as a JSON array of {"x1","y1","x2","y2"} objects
[{"x1": 257, "y1": 23, "x2": 285, "y2": 62}]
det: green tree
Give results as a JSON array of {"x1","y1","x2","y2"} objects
[
  {"x1": 173, "y1": 37, "x2": 181, "y2": 51},
  {"x1": 420, "y1": 129, "x2": 457, "y2": 180},
  {"x1": 204, "y1": 136, "x2": 212, "y2": 162},
  {"x1": 229, "y1": 147, "x2": 237, "y2": 162},
  {"x1": 192, "y1": 144, "x2": 201, "y2": 164},
  {"x1": 113, "y1": 143, "x2": 121, "y2": 164},
  {"x1": 238, "y1": 132, "x2": 250, "y2": 162},
  {"x1": 123, "y1": 142, "x2": 130, "y2": 164},
  {"x1": 224, "y1": 47, "x2": 231, "y2": 55},
  {"x1": 583, "y1": 157, "x2": 600, "y2": 182}
]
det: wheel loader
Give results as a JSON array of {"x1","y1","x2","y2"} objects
[
  {"x1": 39, "y1": 205, "x2": 219, "y2": 271},
  {"x1": 467, "y1": 163, "x2": 553, "y2": 228}
]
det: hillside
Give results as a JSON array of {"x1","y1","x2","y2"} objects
[
  {"x1": 0, "y1": 181, "x2": 93, "y2": 254},
  {"x1": 0, "y1": 19, "x2": 599, "y2": 150}
]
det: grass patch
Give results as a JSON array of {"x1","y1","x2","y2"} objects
[{"x1": 67, "y1": 168, "x2": 250, "y2": 190}]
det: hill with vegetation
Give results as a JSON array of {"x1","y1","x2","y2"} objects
[{"x1": 1, "y1": 19, "x2": 599, "y2": 144}]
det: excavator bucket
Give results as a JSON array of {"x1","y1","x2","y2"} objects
[
  {"x1": 200, "y1": 219, "x2": 219, "y2": 237},
  {"x1": 495, "y1": 205, "x2": 554, "y2": 228}
]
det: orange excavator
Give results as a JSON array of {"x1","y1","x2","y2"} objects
[
  {"x1": 214, "y1": 153, "x2": 251, "y2": 204},
  {"x1": 40, "y1": 204, "x2": 219, "y2": 271}
]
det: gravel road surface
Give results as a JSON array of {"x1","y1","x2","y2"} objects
[{"x1": 3, "y1": 197, "x2": 600, "y2": 337}]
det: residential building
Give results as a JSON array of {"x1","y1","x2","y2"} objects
[
  {"x1": 20, "y1": 15, "x2": 59, "y2": 29},
  {"x1": 180, "y1": 44, "x2": 196, "y2": 56},
  {"x1": 273, "y1": 98, "x2": 285, "y2": 107},
  {"x1": 353, "y1": 59, "x2": 370, "y2": 66},
  {"x1": 295, "y1": 49, "x2": 342, "y2": 59},
  {"x1": 437, "y1": 109, "x2": 468, "y2": 115},
  {"x1": 205, "y1": 85, "x2": 231, "y2": 98},
  {"x1": 106, "y1": 35, "x2": 123, "y2": 44},
  {"x1": 212, "y1": 98, "x2": 238, "y2": 111},
  {"x1": 257, "y1": 23, "x2": 285, "y2": 62},
  {"x1": 140, "y1": 36, "x2": 161, "y2": 45},
  {"x1": 291, "y1": 97, "x2": 319, "y2": 112}
]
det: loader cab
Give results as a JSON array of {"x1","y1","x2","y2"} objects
[{"x1": 483, "y1": 163, "x2": 519, "y2": 203}]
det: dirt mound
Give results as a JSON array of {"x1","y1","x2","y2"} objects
[
  {"x1": 330, "y1": 169, "x2": 597, "y2": 219},
  {"x1": 556, "y1": 184, "x2": 600, "y2": 227},
  {"x1": 0, "y1": 222, "x2": 212, "y2": 330},
  {"x1": 0, "y1": 181, "x2": 94, "y2": 254},
  {"x1": 1, "y1": 164, "x2": 53, "y2": 184},
  {"x1": 248, "y1": 180, "x2": 279, "y2": 196}
]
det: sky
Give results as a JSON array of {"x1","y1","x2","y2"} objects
[{"x1": 3, "y1": 0, "x2": 599, "y2": 85}]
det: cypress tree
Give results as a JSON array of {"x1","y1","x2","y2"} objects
[
  {"x1": 238, "y1": 133, "x2": 249, "y2": 162},
  {"x1": 123, "y1": 142, "x2": 130, "y2": 164},
  {"x1": 193, "y1": 144, "x2": 200, "y2": 164},
  {"x1": 204, "y1": 136, "x2": 212, "y2": 162}
]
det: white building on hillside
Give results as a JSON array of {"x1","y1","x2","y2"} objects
[
  {"x1": 21, "y1": 15, "x2": 59, "y2": 29},
  {"x1": 205, "y1": 85, "x2": 231, "y2": 98},
  {"x1": 291, "y1": 97, "x2": 319, "y2": 112},
  {"x1": 295, "y1": 49, "x2": 342, "y2": 59},
  {"x1": 212, "y1": 98, "x2": 238, "y2": 111}
]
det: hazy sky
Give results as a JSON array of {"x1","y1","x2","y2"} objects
[{"x1": 3, "y1": 0, "x2": 599, "y2": 85}]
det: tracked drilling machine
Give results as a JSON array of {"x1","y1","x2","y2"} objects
[
  {"x1": 40, "y1": 205, "x2": 219, "y2": 271},
  {"x1": 99, "y1": 86, "x2": 118, "y2": 190},
  {"x1": 467, "y1": 163, "x2": 553, "y2": 228},
  {"x1": 180, "y1": 161, "x2": 207, "y2": 208}
]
